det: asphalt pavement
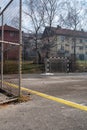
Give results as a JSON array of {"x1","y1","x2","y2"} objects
[{"x1": 0, "y1": 73, "x2": 87, "y2": 130}]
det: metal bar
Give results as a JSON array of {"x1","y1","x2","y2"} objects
[
  {"x1": 0, "y1": 40, "x2": 20, "y2": 46},
  {"x1": 18, "y1": 0, "x2": 22, "y2": 97},
  {"x1": 1, "y1": 13, "x2": 4, "y2": 89},
  {"x1": 0, "y1": 0, "x2": 14, "y2": 15}
]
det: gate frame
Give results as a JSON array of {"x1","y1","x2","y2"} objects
[{"x1": 45, "y1": 57, "x2": 69, "y2": 73}]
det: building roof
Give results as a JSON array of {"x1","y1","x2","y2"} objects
[
  {"x1": 43, "y1": 26, "x2": 87, "y2": 39},
  {"x1": 23, "y1": 32, "x2": 42, "y2": 39},
  {"x1": 0, "y1": 24, "x2": 19, "y2": 32}
]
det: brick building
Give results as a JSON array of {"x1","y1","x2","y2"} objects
[{"x1": 0, "y1": 24, "x2": 19, "y2": 60}]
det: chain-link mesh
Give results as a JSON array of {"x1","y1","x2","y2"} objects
[
  {"x1": 44, "y1": 57, "x2": 68, "y2": 73},
  {"x1": 49, "y1": 57, "x2": 67, "y2": 73},
  {"x1": 0, "y1": 0, "x2": 21, "y2": 97}
]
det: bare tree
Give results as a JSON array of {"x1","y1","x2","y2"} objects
[
  {"x1": 11, "y1": 16, "x2": 19, "y2": 28},
  {"x1": 41, "y1": 0, "x2": 59, "y2": 58},
  {"x1": 42, "y1": 0, "x2": 58, "y2": 27},
  {"x1": 24, "y1": 0, "x2": 60, "y2": 62},
  {"x1": 59, "y1": 0, "x2": 84, "y2": 30},
  {"x1": 24, "y1": 0, "x2": 45, "y2": 64},
  {"x1": 59, "y1": 0, "x2": 86, "y2": 70}
]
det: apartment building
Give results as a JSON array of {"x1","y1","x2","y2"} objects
[{"x1": 43, "y1": 26, "x2": 87, "y2": 60}]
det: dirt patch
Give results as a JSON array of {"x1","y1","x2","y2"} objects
[{"x1": 0, "y1": 88, "x2": 31, "y2": 106}]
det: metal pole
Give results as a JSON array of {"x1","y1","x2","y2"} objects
[
  {"x1": 84, "y1": 42, "x2": 86, "y2": 71},
  {"x1": 18, "y1": 0, "x2": 22, "y2": 97},
  {"x1": 1, "y1": 13, "x2": 4, "y2": 89},
  {"x1": 0, "y1": 0, "x2": 14, "y2": 15}
]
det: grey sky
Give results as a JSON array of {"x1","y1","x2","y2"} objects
[
  {"x1": 0, "y1": 0, "x2": 87, "y2": 32},
  {"x1": 0, "y1": 0, "x2": 11, "y2": 11}
]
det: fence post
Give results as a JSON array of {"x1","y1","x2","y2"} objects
[
  {"x1": 45, "y1": 58, "x2": 50, "y2": 73},
  {"x1": 1, "y1": 13, "x2": 4, "y2": 89},
  {"x1": 66, "y1": 58, "x2": 69, "y2": 73},
  {"x1": 18, "y1": 0, "x2": 22, "y2": 97}
]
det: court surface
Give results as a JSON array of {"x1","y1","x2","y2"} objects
[{"x1": 0, "y1": 73, "x2": 87, "y2": 130}]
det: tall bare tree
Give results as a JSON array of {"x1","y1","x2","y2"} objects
[
  {"x1": 24, "y1": 0, "x2": 60, "y2": 62},
  {"x1": 41, "y1": 0, "x2": 59, "y2": 58},
  {"x1": 42, "y1": 0, "x2": 58, "y2": 27},
  {"x1": 24, "y1": 0, "x2": 45, "y2": 63},
  {"x1": 59, "y1": 0, "x2": 86, "y2": 70},
  {"x1": 59, "y1": 0, "x2": 85, "y2": 30}
]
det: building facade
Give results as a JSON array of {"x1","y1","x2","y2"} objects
[
  {"x1": 43, "y1": 26, "x2": 87, "y2": 60},
  {"x1": 22, "y1": 32, "x2": 42, "y2": 61},
  {"x1": 0, "y1": 24, "x2": 19, "y2": 60}
]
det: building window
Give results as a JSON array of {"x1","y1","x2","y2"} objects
[
  {"x1": 79, "y1": 54, "x2": 84, "y2": 60},
  {"x1": 65, "y1": 44, "x2": 69, "y2": 47},
  {"x1": 65, "y1": 36, "x2": 69, "y2": 42},
  {"x1": 61, "y1": 45, "x2": 64, "y2": 50},
  {"x1": 10, "y1": 32, "x2": 15, "y2": 37},
  {"x1": 80, "y1": 39, "x2": 83, "y2": 43},
  {"x1": 61, "y1": 36, "x2": 65, "y2": 42},
  {"x1": 72, "y1": 38, "x2": 76, "y2": 42},
  {"x1": 65, "y1": 50, "x2": 69, "y2": 53},
  {"x1": 72, "y1": 46, "x2": 74, "y2": 49},
  {"x1": 79, "y1": 46, "x2": 83, "y2": 50}
]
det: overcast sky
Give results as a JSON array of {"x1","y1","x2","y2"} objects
[{"x1": 0, "y1": 0, "x2": 87, "y2": 32}]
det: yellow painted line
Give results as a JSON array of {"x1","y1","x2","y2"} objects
[{"x1": 3, "y1": 81, "x2": 87, "y2": 112}]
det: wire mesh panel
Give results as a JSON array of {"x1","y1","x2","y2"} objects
[
  {"x1": 49, "y1": 57, "x2": 67, "y2": 73},
  {"x1": 0, "y1": 0, "x2": 22, "y2": 97},
  {"x1": 2, "y1": 43, "x2": 19, "y2": 96}
]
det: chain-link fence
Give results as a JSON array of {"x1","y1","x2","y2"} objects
[{"x1": 0, "y1": 0, "x2": 22, "y2": 97}]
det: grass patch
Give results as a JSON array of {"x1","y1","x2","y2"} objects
[
  {"x1": 17, "y1": 95, "x2": 30, "y2": 103},
  {"x1": 0, "y1": 60, "x2": 45, "y2": 74},
  {"x1": 76, "y1": 60, "x2": 87, "y2": 72},
  {"x1": 22, "y1": 62, "x2": 44, "y2": 73}
]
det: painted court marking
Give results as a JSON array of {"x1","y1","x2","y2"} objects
[{"x1": 3, "y1": 81, "x2": 87, "y2": 112}]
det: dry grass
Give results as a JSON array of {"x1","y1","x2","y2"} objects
[{"x1": 17, "y1": 95, "x2": 30, "y2": 103}]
